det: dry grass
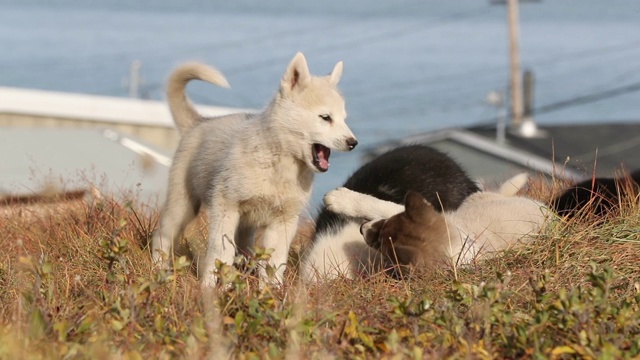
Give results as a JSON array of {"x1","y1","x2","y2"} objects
[{"x1": 0, "y1": 176, "x2": 639, "y2": 359}]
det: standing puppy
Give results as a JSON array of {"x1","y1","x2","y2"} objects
[{"x1": 152, "y1": 53, "x2": 358, "y2": 287}]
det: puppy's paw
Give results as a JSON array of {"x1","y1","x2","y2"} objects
[
  {"x1": 324, "y1": 187, "x2": 361, "y2": 217},
  {"x1": 151, "y1": 250, "x2": 173, "y2": 271}
]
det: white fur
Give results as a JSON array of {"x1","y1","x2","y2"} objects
[
  {"x1": 301, "y1": 173, "x2": 549, "y2": 282},
  {"x1": 437, "y1": 190, "x2": 548, "y2": 264},
  {"x1": 152, "y1": 53, "x2": 357, "y2": 288},
  {"x1": 299, "y1": 222, "x2": 385, "y2": 282}
]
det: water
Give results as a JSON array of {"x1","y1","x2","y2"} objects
[{"x1": 1, "y1": 0, "x2": 640, "y2": 212}]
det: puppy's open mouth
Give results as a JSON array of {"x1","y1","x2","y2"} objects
[{"x1": 312, "y1": 144, "x2": 331, "y2": 172}]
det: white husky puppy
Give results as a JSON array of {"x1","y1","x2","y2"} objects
[
  {"x1": 301, "y1": 174, "x2": 549, "y2": 281},
  {"x1": 152, "y1": 52, "x2": 358, "y2": 287}
]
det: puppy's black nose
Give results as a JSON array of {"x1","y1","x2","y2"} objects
[
  {"x1": 359, "y1": 223, "x2": 365, "y2": 235},
  {"x1": 346, "y1": 138, "x2": 358, "y2": 150}
]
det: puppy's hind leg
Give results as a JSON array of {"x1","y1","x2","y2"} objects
[
  {"x1": 200, "y1": 201, "x2": 240, "y2": 288},
  {"x1": 152, "y1": 183, "x2": 199, "y2": 268}
]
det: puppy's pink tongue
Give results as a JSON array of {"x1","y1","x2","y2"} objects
[{"x1": 318, "y1": 146, "x2": 330, "y2": 171}]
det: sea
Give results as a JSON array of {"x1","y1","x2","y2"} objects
[{"x1": 1, "y1": 0, "x2": 639, "y2": 212}]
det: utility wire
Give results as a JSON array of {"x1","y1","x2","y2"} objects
[
  {"x1": 217, "y1": 5, "x2": 492, "y2": 77},
  {"x1": 535, "y1": 80, "x2": 640, "y2": 115},
  {"x1": 3, "y1": 2, "x2": 636, "y2": 79},
  {"x1": 369, "y1": 77, "x2": 640, "y2": 130},
  {"x1": 140, "y1": 5, "x2": 492, "y2": 97},
  {"x1": 0, "y1": 5, "x2": 489, "y2": 77},
  {"x1": 0, "y1": 18, "x2": 350, "y2": 70},
  {"x1": 348, "y1": 38, "x2": 640, "y2": 98}
]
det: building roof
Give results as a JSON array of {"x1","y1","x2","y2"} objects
[
  {"x1": 362, "y1": 120, "x2": 640, "y2": 185},
  {"x1": 0, "y1": 86, "x2": 253, "y2": 127},
  {"x1": 362, "y1": 128, "x2": 580, "y2": 186},
  {"x1": 468, "y1": 121, "x2": 640, "y2": 178}
]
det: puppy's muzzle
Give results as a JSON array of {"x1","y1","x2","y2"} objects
[{"x1": 346, "y1": 137, "x2": 358, "y2": 150}]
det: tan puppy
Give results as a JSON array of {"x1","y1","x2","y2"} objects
[{"x1": 324, "y1": 174, "x2": 549, "y2": 276}]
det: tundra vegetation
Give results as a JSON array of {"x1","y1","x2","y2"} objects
[{"x1": 1, "y1": 175, "x2": 639, "y2": 359}]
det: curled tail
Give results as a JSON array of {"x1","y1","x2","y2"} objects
[
  {"x1": 498, "y1": 173, "x2": 529, "y2": 196},
  {"x1": 166, "y1": 62, "x2": 230, "y2": 134}
]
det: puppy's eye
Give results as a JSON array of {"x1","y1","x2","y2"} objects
[{"x1": 319, "y1": 114, "x2": 332, "y2": 122}]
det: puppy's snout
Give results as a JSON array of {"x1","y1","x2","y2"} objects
[
  {"x1": 360, "y1": 220, "x2": 373, "y2": 236},
  {"x1": 346, "y1": 137, "x2": 358, "y2": 150}
]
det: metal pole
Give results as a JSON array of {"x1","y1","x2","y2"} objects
[
  {"x1": 523, "y1": 69, "x2": 534, "y2": 118},
  {"x1": 129, "y1": 60, "x2": 141, "y2": 98},
  {"x1": 507, "y1": 0, "x2": 523, "y2": 127}
]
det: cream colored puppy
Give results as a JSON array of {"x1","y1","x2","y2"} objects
[{"x1": 152, "y1": 53, "x2": 358, "y2": 287}]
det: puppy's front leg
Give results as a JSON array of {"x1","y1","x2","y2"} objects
[
  {"x1": 260, "y1": 215, "x2": 299, "y2": 285},
  {"x1": 324, "y1": 187, "x2": 404, "y2": 220},
  {"x1": 200, "y1": 202, "x2": 240, "y2": 288}
]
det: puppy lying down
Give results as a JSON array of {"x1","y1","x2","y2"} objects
[{"x1": 305, "y1": 174, "x2": 550, "y2": 279}]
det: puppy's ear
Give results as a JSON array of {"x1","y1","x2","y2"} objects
[
  {"x1": 328, "y1": 61, "x2": 343, "y2": 86},
  {"x1": 404, "y1": 190, "x2": 437, "y2": 223},
  {"x1": 281, "y1": 52, "x2": 311, "y2": 94}
]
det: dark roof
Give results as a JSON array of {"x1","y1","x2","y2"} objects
[
  {"x1": 361, "y1": 121, "x2": 640, "y2": 185},
  {"x1": 468, "y1": 121, "x2": 640, "y2": 178},
  {"x1": 361, "y1": 127, "x2": 579, "y2": 187}
]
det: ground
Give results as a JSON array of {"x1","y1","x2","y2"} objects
[{"x1": 0, "y1": 176, "x2": 639, "y2": 359}]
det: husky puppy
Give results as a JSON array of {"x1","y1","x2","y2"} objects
[
  {"x1": 553, "y1": 169, "x2": 640, "y2": 219},
  {"x1": 300, "y1": 145, "x2": 480, "y2": 282},
  {"x1": 152, "y1": 53, "x2": 358, "y2": 287},
  {"x1": 353, "y1": 174, "x2": 549, "y2": 276}
]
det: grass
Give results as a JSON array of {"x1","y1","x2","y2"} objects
[{"x1": 0, "y1": 177, "x2": 639, "y2": 359}]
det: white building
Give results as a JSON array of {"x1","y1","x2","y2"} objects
[{"x1": 0, "y1": 86, "x2": 249, "y2": 204}]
